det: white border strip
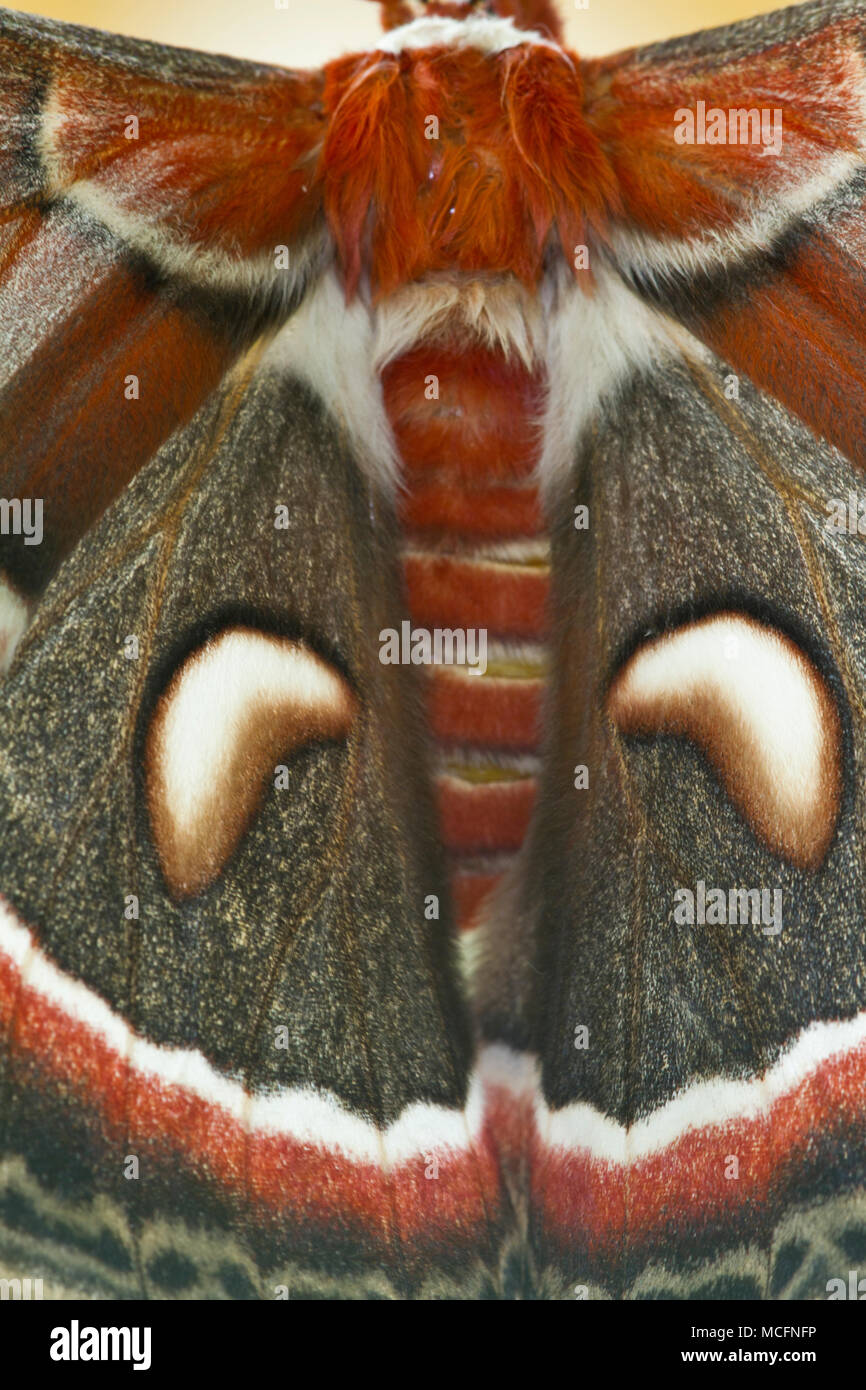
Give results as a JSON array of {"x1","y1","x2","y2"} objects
[
  {"x1": 482, "y1": 1008, "x2": 866, "y2": 1166},
  {"x1": 611, "y1": 153, "x2": 864, "y2": 288},
  {"x1": 7, "y1": 886, "x2": 861, "y2": 1172},
  {"x1": 0, "y1": 893, "x2": 481, "y2": 1166}
]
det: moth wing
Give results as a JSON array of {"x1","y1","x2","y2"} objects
[
  {"x1": 0, "y1": 6, "x2": 326, "y2": 602},
  {"x1": 581, "y1": 0, "x2": 866, "y2": 471},
  {"x1": 480, "y1": 288, "x2": 866, "y2": 1298},
  {"x1": 0, "y1": 327, "x2": 501, "y2": 1299},
  {"x1": 478, "y1": 0, "x2": 866, "y2": 1299}
]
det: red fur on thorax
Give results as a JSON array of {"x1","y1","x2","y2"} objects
[{"x1": 321, "y1": 42, "x2": 617, "y2": 296}]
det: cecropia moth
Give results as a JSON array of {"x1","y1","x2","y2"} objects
[{"x1": 0, "y1": 0, "x2": 865, "y2": 1302}]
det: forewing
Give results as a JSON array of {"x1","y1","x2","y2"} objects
[
  {"x1": 0, "y1": 345, "x2": 501, "y2": 1299},
  {"x1": 479, "y1": 291, "x2": 866, "y2": 1296},
  {"x1": 469, "y1": 0, "x2": 866, "y2": 1301},
  {"x1": 0, "y1": 5, "x2": 326, "y2": 599},
  {"x1": 582, "y1": 0, "x2": 866, "y2": 475}
]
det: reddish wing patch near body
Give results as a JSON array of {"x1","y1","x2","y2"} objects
[
  {"x1": 581, "y1": 19, "x2": 865, "y2": 241},
  {"x1": 27, "y1": 52, "x2": 325, "y2": 261},
  {"x1": 0, "y1": 11, "x2": 328, "y2": 595},
  {"x1": 682, "y1": 217, "x2": 866, "y2": 474},
  {"x1": 580, "y1": 13, "x2": 866, "y2": 471},
  {"x1": 0, "y1": 256, "x2": 237, "y2": 594}
]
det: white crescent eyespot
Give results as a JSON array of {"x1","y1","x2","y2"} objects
[
  {"x1": 0, "y1": 576, "x2": 29, "y2": 675},
  {"x1": 145, "y1": 628, "x2": 356, "y2": 899},
  {"x1": 606, "y1": 613, "x2": 842, "y2": 871}
]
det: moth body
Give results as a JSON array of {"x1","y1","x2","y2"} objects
[{"x1": 1, "y1": 0, "x2": 866, "y2": 1304}]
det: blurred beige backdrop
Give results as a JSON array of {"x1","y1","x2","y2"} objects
[{"x1": 18, "y1": 0, "x2": 803, "y2": 64}]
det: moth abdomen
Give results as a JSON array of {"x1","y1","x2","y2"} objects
[{"x1": 376, "y1": 292, "x2": 550, "y2": 945}]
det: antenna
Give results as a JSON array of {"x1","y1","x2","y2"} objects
[{"x1": 366, "y1": 3, "x2": 499, "y2": 35}]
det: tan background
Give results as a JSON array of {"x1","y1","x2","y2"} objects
[{"x1": 19, "y1": 0, "x2": 802, "y2": 65}]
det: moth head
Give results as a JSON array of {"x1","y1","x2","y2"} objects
[{"x1": 370, "y1": 1, "x2": 564, "y2": 43}]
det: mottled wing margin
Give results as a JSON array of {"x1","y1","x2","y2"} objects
[
  {"x1": 479, "y1": 310, "x2": 866, "y2": 1296},
  {"x1": 0, "y1": 346, "x2": 503, "y2": 1299},
  {"x1": 581, "y1": 0, "x2": 866, "y2": 473},
  {"x1": 0, "y1": 5, "x2": 327, "y2": 597}
]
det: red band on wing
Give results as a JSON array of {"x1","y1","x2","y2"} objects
[{"x1": 0, "y1": 910, "x2": 501, "y2": 1269}]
